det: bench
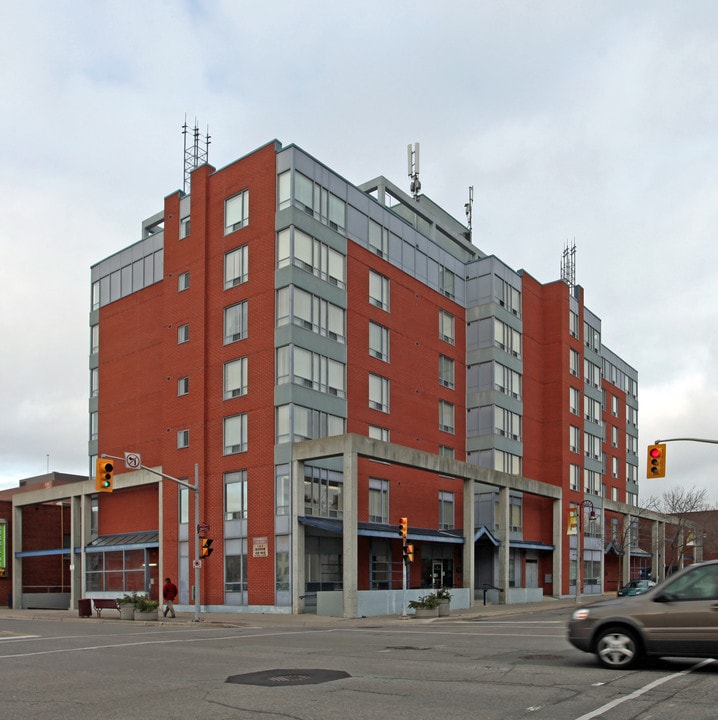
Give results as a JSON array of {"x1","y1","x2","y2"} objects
[{"x1": 92, "y1": 599, "x2": 121, "y2": 618}]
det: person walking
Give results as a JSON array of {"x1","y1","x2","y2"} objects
[{"x1": 163, "y1": 577, "x2": 178, "y2": 618}]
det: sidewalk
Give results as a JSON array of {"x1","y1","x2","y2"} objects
[{"x1": 0, "y1": 595, "x2": 589, "y2": 628}]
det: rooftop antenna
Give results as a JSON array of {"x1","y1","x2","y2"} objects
[
  {"x1": 465, "y1": 186, "x2": 474, "y2": 241},
  {"x1": 561, "y1": 240, "x2": 576, "y2": 289},
  {"x1": 407, "y1": 142, "x2": 421, "y2": 199},
  {"x1": 182, "y1": 116, "x2": 211, "y2": 194}
]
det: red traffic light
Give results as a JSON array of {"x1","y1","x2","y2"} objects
[{"x1": 646, "y1": 443, "x2": 666, "y2": 478}]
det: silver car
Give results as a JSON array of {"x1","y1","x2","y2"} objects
[{"x1": 568, "y1": 560, "x2": 718, "y2": 669}]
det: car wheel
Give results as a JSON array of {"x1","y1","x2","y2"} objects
[{"x1": 595, "y1": 626, "x2": 643, "y2": 669}]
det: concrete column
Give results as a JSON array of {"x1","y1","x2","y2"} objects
[
  {"x1": 342, "y1": 443, "x2": 358, "y2": 619},
  {"x1": 497, "y1": 486, "x2": 510, "y2": 603},
  {"x1": 69, "y1": 494, "x2": 83, "y2": 608},
  {"x1": 290, "y1": 458, "x2": 305, "y2": 614},
  {"x1": 623, "y1": 514, "x2": 632, "y2": 587},
  {"x1": 552, "y1": 497, "x2": 563, "y2": 598},
  {"x1": 463, "y1": 478, "x2": 475, "y2": 607}
]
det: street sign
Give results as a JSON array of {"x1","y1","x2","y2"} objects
[
  {"x1": 193, "y1": 559, "x2": 201, "y2": 569},
  {"x1": 197, "y1": 522, "x2": 210, "y2": 534},
  {"x1": 124, "y1": 452, "x2": 141, "y2": 469}
]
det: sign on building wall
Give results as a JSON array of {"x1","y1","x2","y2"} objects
[
  {"x1": 0, "y1": 522, "x2": 6, "y2": 574},
  {"x1": 253, "y1": 536, "x2": 268, "y2": 558}
]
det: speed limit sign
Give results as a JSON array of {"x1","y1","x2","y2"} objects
[{"x1": 124, "y1": 452, "x2": 141, "y2": 469}]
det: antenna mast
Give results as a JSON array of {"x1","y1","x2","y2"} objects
[
  {"x1": 407, "y1": 142, "x2": 421, "y2": 199},
  {"x1": 561, "y1": 240, "x2": 576, "y2": 289},
  {"x1": 182, "y1": 116, "x2": 211, "y2": 194},
  {"x1": 465, "y1": 186, "x2": 474, "y2": 241}
]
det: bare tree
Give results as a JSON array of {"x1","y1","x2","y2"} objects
[{"x1": 645, "y1": 486, "x2": 709, "y2": 572}]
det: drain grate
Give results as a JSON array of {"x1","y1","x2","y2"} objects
[{"x1": 226, "y1": 668, "x2": 351, "y2": 687}]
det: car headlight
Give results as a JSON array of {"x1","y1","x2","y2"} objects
[{"x1": 572, "y1": 608, "x2": 590, "y2": 621}]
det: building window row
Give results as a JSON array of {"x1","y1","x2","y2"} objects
[
  {"x1": 276, "y1": 345, "x2": 345, "y2": 398},
  {"x1": 276, "y1": 404, "x2": 345, "y2": 444},
  {"x1": 276, "y1": 286, "x2": 345, "y2": 343},
  {"x1": 278, "y1": 170, "x2": 346, "y2": 234},
  {"x1": 277, "y1": 227, "x2": 345, "y2": 288}
]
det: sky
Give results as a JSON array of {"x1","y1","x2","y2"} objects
[{"x1": 1, "y1": 1, "x2": 717, "y2": 504}]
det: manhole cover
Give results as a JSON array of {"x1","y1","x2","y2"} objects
[{"x1": 226, "y1": 668, "x2": 350, "y2": 687}]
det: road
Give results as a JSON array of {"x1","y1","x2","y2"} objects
[{"x1": 0, "y1": 607, "x2": 717, "y2": 719}]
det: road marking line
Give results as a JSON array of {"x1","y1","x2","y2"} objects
[{"x1": 573, "y1": 658, "x2": 716, "y2": 720}]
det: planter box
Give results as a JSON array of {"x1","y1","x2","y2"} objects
[
  {"x1": 413, "y1": 606, "x2": 439, "y2": 618},
  {"x1": 134, "y1": 610, "x2": 159, "y2": 622},
  {"x1": 437, "y1": 600, "x2": 450, "y2": 617},
  {"x1": 119, "y1": 605, "x2": 135, "y2": 621}
]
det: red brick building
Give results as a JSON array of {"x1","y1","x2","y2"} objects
[{"x1": 79, "y1": 138, "x2": 644, "y2": 615}]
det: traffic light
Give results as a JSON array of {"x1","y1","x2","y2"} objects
[
  {"x1": 405, "y1": 543, "x2": 414, "y2": 563},
  {"x1": 95, "y1": 458, "x2": 114, "y2": 492},
  {"x1": 646, "y1": 443, "x2": 667, "y2": 478},
  {"x1": 200, "y1": 538, "x2": 214, "y2": 558},
  {"x1": 399, "y1": 517, "x2": 408, "y2": 540}
]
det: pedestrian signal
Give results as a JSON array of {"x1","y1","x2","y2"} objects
[{"x1": 200, "y1": 538, "x2": 214, "y2": 558}]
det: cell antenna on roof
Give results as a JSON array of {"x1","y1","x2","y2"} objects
[
  {"x1": 182, "y1": 116, "x2": 211, "y2": 194},
  {"x1": 561, "y1": 240, "x2": 576, "y2": 289},
  {"x1": 407, "y1": 142, "x2": 421, "y2": 199},
  {"x1": 465, "y1": 186, "x2": 474, "y2": 241}
]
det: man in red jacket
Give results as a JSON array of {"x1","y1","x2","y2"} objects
[{"x1": 163, "y1": 577, "x2": 178, "y2": 618}]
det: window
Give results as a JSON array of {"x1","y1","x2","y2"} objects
[
  {"x1": 439, "y1": 310, "x2": 455, "y2": 344},
  {"x1": 224, "y1": 357, "x2": 248, "y2": 399},
  {"x1": 569, "y1": 425, "x2": 580, "y2": 453},
  {"x1": 439, "y1": 491, "x2": 454, "y2": 530},
  {"x1": 276, "y1": 286, "x2": 345, "y2": 342},
  {"x1": 369, "y1": 478, "x2": 389, "y2": 523},
  {"x1": 294, "y1": 172, "x2": 346, "y2": 233},
  {"x1": 369, "y1": 220, "x2": 388, "y2": 258},
  {"x1": 584, "y1": 468, "x2": 601, "y2": 495},
  {"x1": 368, "y1": 425, "x2": 390, "y2": 442},
  {"x1": 276, "y1": 404, "x2": 345, "y2": 444},
  {"x1": 179, "y1": 487, "x2": 189, "y2": 524},
  {"x1": 439, "y1": 400, "x2": 455, "y2": 434},
  {"x1": 584, "y1": 396, "x2": 601, "y2": 424},
  {"x1": 90, "y1": 324, "x2": 99, "y2": 354},
  {"x1": 569, "y1": 386, "x2": 580, "y2": 415},
  {"x1": 179, "y1": 215, "x2": 190, "y2": 238},
  {"x1": 369, "y1": 270, "x2": 389, "y2": 311},
  {"x1": 91, "y1": 367, "x2": 99, "y2": 397},
  {"x1": 611, "y1": 394, "x2": 619, "y2": 416},
  {"x1": 177, "y1": 377, "x2": 189, "y2": 396},
  {"x1": 369, "y1": 374, "x2": 390, "y2": 413},
  {"x1": 510, "y1": 499, "x2": 522, "y2": 532},
  {"x1": 225, "y1": 189, "x2": 249, "y2": 234},
  {"x1": 584, "y1": 432, "x2": 601, "y2": 460},
  {"x1": 275, "y1": 465, "x2": 290, "y2": 516},
  {"x1": 612, "y1": 456, "x2": 619, "y2": 478},
  {"x1": 495, "y1": 362, "x2": 521, "y2": 398},
  {"x1": 177, "y1": 429, "x2": 189, "y2": 449},
  {"x1": 224, "y1": 301, "x2": 248, "y2": 344},
  {"x1": 224, "y1": 470, "x2": 247, "y2": 520},
  {"x1": 439, "y1": 355, "x2": 454, "y2": 389},
  {"x1": 178, "y1": 271, "x2": 190, "y2": 291},
  {"x1": 569, "y1": 349, "x2": 580, "y2": 377},
  {"x1": 569, "y1": 464, "x2": 581, "y2": 491},
  {"x1": 90, "y1": 411, "x2": 98, "y2": 441},
  {"x1": 569, "y1": 309, "x2": 579, "y2": 338},
  {"x1": 584, "y1": 359, "x2": 601, "y2": 388},
  {"x1": 304, "y1": 465, "x2": 343, "y2": 518},
  {"x1": 495, "y1": 276, "x2": 521, "y2": 316},
  {"x1": 277, "y1": 227, "x2": 345, "y2": 287},
  {"x1": 369, "y1": 322, "x2": 390, "y2": 362},
  {"x1": 224, "y1": 245, "x2": 248, "y2": 289},
  {"x1": 439, "y1": 445, "x2": 455, "y2": 458},
  {"x1": 177, "y1": 324, "x2": 189, "y2": 344},
  {"x1": 276, "y1": 345, "x2": 345, "y2": 397},
  {"x1": 440, "y1": 266, "x2": 455, "y2": 299},
  {"x1": 225, "y1": 538, "x2": 248, "y2": 595},
  {"x1": 496, "y1": 407, "x2": 521, "y2": 440},
  {"x1": 223, "y1": 414, "x2": 247, "y2": 455},
  {"x1": 494, "y1": 319, "x2": 520, "y2": 356},
  {"x1": 278, "y1": 171, "x2": 291, "y2": 210},
  {"x1": 494, "y1": 450, "x2": 521, "y2": 475}
]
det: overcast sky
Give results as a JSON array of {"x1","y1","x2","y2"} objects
[{"x1": 1, "y1": 1, "x2": 716, "y2": 504}]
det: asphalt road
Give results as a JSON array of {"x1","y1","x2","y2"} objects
[{"x1": 1, "y1": 606, "x2": 717, "y2": 719}]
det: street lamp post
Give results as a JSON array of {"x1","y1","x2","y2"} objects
[{"x1": 576, "y1": 499, "x2": 596, "y2": 604}]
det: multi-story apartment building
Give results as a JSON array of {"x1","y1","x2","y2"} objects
[{"x1": 86, "y1": 138, "x2": 639, "y2": 615}]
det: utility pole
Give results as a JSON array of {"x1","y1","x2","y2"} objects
[{"x1": 101, "y1": 454, "x2": 203, "y2": 622}]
